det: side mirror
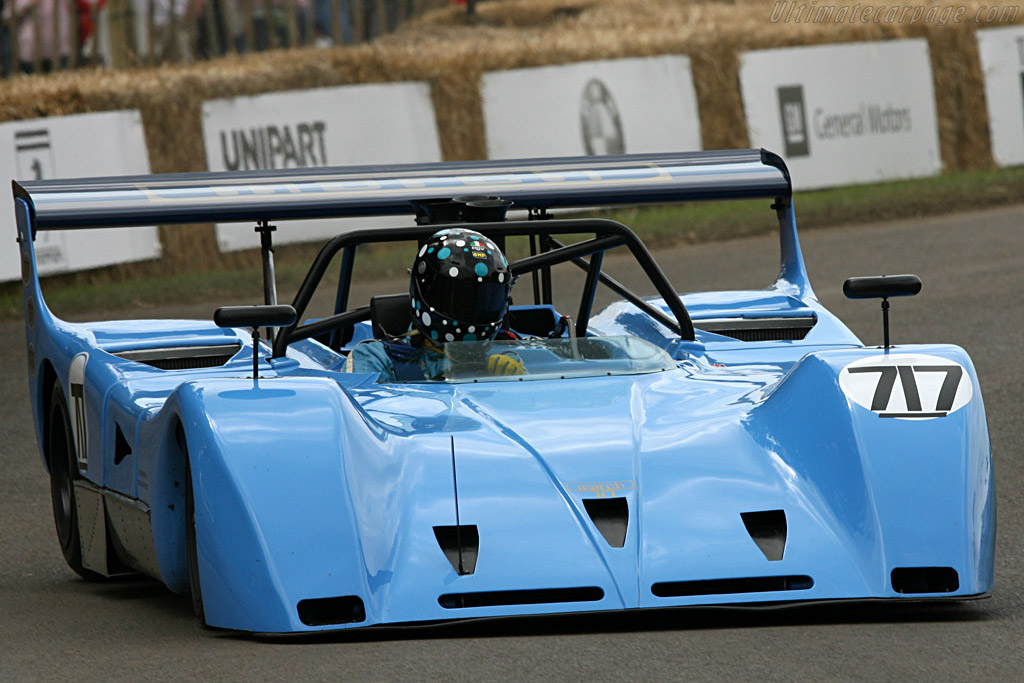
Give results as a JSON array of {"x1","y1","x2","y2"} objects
[
  {"x1": 214, "y1": 305, "x2": 297, "y2": 329},
  {"x1": 842, "y1": 274, "x2": 921, "y2": 349},
  {"x1": 843, "y1": 274, "x2": 921, "y2": 299},
  {"x1": 214, "y1": 305, "x2": 297, "y2": 381}
]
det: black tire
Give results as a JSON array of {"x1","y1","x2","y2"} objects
[
  {"x1": 184, "y1": 446, "x2": 205, "y2": 622},
  {"x1": 47, "y1": 381, "x2": 102, "y2": 581}
]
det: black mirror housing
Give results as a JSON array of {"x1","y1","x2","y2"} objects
[
  {"x1": 843, "y1": 274, "x2": 922, "y2": 300},
  {"x1": 214, "y1": 305, "x2": 297, "y2": 329}
]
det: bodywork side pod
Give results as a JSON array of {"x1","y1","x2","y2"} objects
[
  {"x1": 146, "y1": 377, "x2": 375, "y2": 632},
  {"x1": 747, "y1": 345, "x2": 995, "y2": 596}
]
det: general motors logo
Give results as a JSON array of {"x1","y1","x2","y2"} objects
[
  {"x1": 777, "y1": 85, "x2": 810, "y2": 158},
  {"x1": 580, "y1": 78, "x2": 625, "y2": 156}
]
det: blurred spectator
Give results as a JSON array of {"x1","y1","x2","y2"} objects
[
  {"x1": 1, "y1": 0, "x2": 424, "y2": 77},
  {"x1": 191, "y1": 0, "x2": 238, "y2": 58},
  {"x1": 452, "y1": 0, "x2": 477, "y2": 22},
  {"x1": 131, "y1": 0, "x2": 189, "y2": 62},
  {"x1": 1, "y1": 0, "x2": 11, "y2": 77},
  {"x1": 313, "y1": 0, "x2": 350, "y2": 46},
  {"x1": 4, "y1": 0, "x2": 72, "y2": 74},
  {"x1": 79, "y1": 0, "x2": 106, "y2": 61},
  {"x1": 362, "y1": 0, "x2": 399, "y2": 40},
  {"x1": 232, "y1": 0, "x2": 311, "y2": 54}
]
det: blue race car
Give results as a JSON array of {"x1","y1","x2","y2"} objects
[{"x1": 13, "y1": 150, "x2": 994, "y2": 634}]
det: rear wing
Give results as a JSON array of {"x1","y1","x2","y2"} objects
[
  {"x1": 12, "y1": 149, "x2": 811, "y2": 331},
  {"x1": 13, "y1": 149, "x2": 791, "y2": 231}
]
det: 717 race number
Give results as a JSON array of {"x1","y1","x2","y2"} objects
[{"x1": 838, "y1": 353, "x2": 972, "y2": 420}]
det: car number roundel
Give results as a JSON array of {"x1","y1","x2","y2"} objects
[{"x1": 838, "y1": 353, "x2": 972, "y2": 420}]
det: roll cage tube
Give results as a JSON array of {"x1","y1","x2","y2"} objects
[{"x1": 271, "y1": 218, "x2": 695, "y2": 357}]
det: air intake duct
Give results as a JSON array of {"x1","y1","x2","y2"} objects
[
  {"x1": 414, "y1": 198, "x2": 463, "y2": 225},
  {"x1": 413, "y1": 196, "x2": 513, "y2": 225},
  {"x1": 890, "y1": 567, "x2": 959, "y2": 594},
  {"x1": 456, "y1": 196, "x2": 514, "y2": 223},
  {"x1": 296, "y1": 596, "x2": 366, "y2": 626}
]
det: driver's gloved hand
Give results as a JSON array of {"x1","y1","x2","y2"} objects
[{"x1": 486, "y1": 353, "x2": 525, "y2": 376}]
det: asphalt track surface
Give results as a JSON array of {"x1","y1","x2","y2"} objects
[{"x1": 1, "y1": 205, "x2": 1022, "y2": 681}]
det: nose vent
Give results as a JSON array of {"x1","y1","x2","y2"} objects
[
  {"x1": 585, "y1": 493, "x2": 630, "y2": 548},
  {"x1": 296, "y1": 596, "x2": 366, "y2": 626},
  {"x1": 652, "y1": 575, "x2": 813, "y2": 598},
  {"x1": 114, "y1": 424, "x2": 132, "y2": 466},
  {"x1": 433, "y1": 525, "x2": 479, "y2": 575},
  {"x1": 583, "y1": 497, "x2": 629, "y2": 548},
  {"x1": 741, "y1": 509, "x2": 787, "y2": 561},
  {"x1": 439, "y1": 586, "x2": 604, "y2": 609},
  {"x1": 891, "y1": 567, "x2": 959, "y2": 594}
]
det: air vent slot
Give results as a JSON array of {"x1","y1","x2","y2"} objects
[
  {"x1": 741, "y1": 509, "x2": 787, "y2": 561},
  {"x1": 439, "y1": 586, "x2": 604, "y2": 609},
  {"x1": 582, "y1": 497, "x2": 629, "y2": 548},
  {"x1": 297, "y1": 596, "x2": 366, "y2": 626},
  {"x1": 114, "y1": 424, "x2": 132, "y2": 466},
  {"x1": 696, "y1": 317, "x2": 815, "y2": 342},
  {"x1": 652, "y1": 575, "x2": 813, "y2": 598},
  {"x1": 891, "y1": 567, "x2": 959, "y2": 594},
  {"x1": 113, "y1": 344, "x2": 241, "y2": 370},
  {"x1": 433, "y1": 525, "x2": 479, "y2": 575}
]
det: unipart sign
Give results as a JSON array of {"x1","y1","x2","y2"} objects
[{"x1": 202, "y1": 82, "x2": 442, "y2": 252}]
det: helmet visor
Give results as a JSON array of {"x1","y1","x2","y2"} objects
[{"x1": 419, "y1": 275, "x2": 509, "y2": 325}]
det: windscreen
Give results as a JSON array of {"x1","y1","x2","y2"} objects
[{"x1": 402, "y1": 335, "x2": 677, "y2": 383}]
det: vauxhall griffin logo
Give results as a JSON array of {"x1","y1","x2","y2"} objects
[
  {"x1": 580, "y1": 78, "x2": 625, "y2": 156},
  {"x1": 777, "y1": 85, "x2": 810, "y2": 158}
]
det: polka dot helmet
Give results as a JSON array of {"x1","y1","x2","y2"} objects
[{"x1": 410, "y1": 228, "x2": 511, "y2": 343}]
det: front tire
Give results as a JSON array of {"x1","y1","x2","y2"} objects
[{"x1": 47, "y1": 381, "x2": 101, "y2": 580}]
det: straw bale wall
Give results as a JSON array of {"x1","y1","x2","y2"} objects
[{"x1": 0, "y1": 0, "x2": 1019, "y2": 275}]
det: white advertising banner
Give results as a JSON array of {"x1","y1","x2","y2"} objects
[
  {"x1": 740, "y1": 40, "x2": 941, "y2": 190},
  {"x1": 977, "y1": 26, "x2": 1024, "y2": 167},
  {"x1": 202, "y1": 82, "x2": 443, "y2": 252},
  {"x1": 481, "y1": 56, "x2": 702, "y2": 159},
  {"x1": 1, "y1": 111, "x2": 160, "y2": 283}
]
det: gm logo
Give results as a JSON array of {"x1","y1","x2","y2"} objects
[{"x1": 777, "y1": 85, "x2": 809, "y2": 158}]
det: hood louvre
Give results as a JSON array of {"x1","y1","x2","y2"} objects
[
  {"x1": 741, "y1": 509, "x2": 787, "y2": 561},
  {"x1": 583, "y1": 497, "x2": 629, "y2": 548},
  {"x1": 433, "y1": 525, "x2": 479, "y2": 575}
]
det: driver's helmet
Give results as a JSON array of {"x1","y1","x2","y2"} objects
[{"x1": 410, "y1": 228, "x2": 511, "y2": 343}]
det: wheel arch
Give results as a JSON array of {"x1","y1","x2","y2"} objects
[{"x1": 142, "y1": 405, "x2": 192, "y2": 594}]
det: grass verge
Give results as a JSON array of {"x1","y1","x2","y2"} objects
[{"x1": 2, "y1": 165, "x2": 1022, "y2": 320}]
